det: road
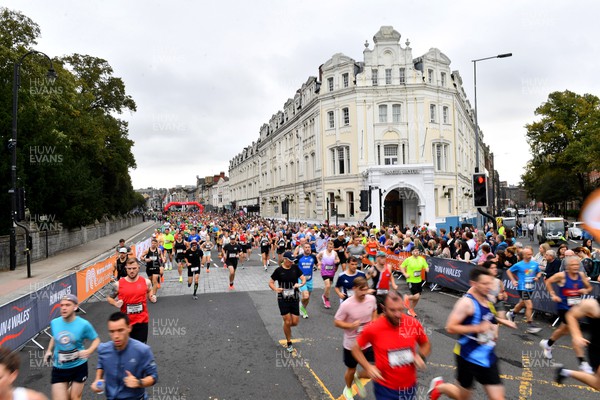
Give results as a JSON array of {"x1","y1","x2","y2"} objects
[{"x1": 14, "y1": 243, "x2": 598, "y2": 399}]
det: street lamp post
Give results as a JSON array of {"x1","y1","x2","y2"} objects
[
  {"x1": 472, "y1": 52, "x2": 511, "y2": 229},
  {"x1": 9, "y1": 50, "x2": 56, "y2": 271},
  {"x1": 472, "y1": 53, "x2": 512, "y2": 172}
]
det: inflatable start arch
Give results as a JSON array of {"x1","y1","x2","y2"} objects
[{"x1": 163, "y1": 201, "x2": 204, "y2": 213}]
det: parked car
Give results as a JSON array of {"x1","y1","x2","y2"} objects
[{"x1": 568, "y1": 221, "x2": 584, "y2": 240}]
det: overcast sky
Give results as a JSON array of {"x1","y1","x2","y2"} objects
[{"x1": 5, "y1": 0, "x2": 599, "y2": 189}]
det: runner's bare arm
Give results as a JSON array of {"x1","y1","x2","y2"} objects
[{"x1": 445, "y1": 297, "x2": 483, "y2": 335}]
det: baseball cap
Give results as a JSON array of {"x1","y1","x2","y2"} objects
[
  {"x1": 337, "y1": 231, "x2": 345, "y2": 236},
  {"x1": 191, "y1": 240, "x2": 198, "y2": 245},
  {"x1": 61, "y1": 294, "x2": 79, "y2": 304},
  {"x1": 283, "y1": 251, "x2": 295, "y2": 261},
  {"x1": 230, "y1": 235, "x2": 236, "y2": 240},
  {"x1": 376, "y1": 251, "x2": 387, "y2": 258},
  {"x1": 118, "y1": 247, "x2": 128, "y2": 254}
]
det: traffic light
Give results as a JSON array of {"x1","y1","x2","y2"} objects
[
  {"x1": 359, "y1": 189, "x2": 369, "y2": 212},
  {"x1": 473, "y1": 173, "x2": 488, "y2": 207}
]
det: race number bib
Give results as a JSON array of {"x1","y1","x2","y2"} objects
[
  {"x1": 177, "y1": 249, "x2": 184, "y2": 253},
  {"x1": 388, "y1": 348, "x2": 414, "y2": 367},
  {"x1": 476, "y1": 331, "x2": 497, "y2": 348},
  {"x1": 346, "y1": 289, "x2": 355, "y2": 297},
  {"x1": 524, "y1": 281, "x2": 534, "y2": 290},
  {"x1": 191, "y1": 267, "x2": 199, "y2": 272},
  {"x1": 356, "y1": 323, "x2": 366, "y2": 334},
  {"x1": 567, "y1": 296, "x2": 582, "y2": 306},
  {"x1": 325, "y1": 265, "x2": 334, "y2": 271},
  {"x1": 126, "y1": 303, "x2": 143, "y2": 314},
  {"x1": 150, "y1": 256, "x2": 157, "y2": 261},
  {"x1": 282, "y1": 289, "x2": 296, "y2": 300},
  {"x1": 413, "y1": 270, "x2": 421, "y2": 277},
  {"x1": 58, "y1": 349, "x2": 79, "y2": 363},
  {"x1": 376, "y1": 289, "x2": 389, "y2": 295}
]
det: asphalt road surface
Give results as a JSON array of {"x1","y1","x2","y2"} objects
[{"x1": 14, "y1": 245, "x2": 599, "y2": 400}]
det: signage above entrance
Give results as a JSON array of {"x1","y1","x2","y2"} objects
[{"x1": 382, "y1": 169, "x2": 420, "y2": 175}]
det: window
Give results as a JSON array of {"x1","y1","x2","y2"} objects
[
  {"x1": 433, "y1": 143, "x2": 449, "y2": 171},
  {"x1": 399, "y1": 68, "x2": 406, "y2": 84},
  {"x1": 328, "y1": 77, "x2": 334, "y2": 92},
  {"x1": 328, "y1": 111, "x2": 335, "y2": 129},
  {"x1": 330, "y1": 146, "x2": 350, "y2": 175},
  {"x1": 392, "y1": 104, "x2": 401, "y2": 123},
  {"x1": 342, "y1": 107, "x2": 350, "y2": 126},
  {"x1": 384, "y1": 145, "x2": 398, "y2": 165},
  {"x1": 447, "y1": 188, "x2": 453, "y2": 213},
  {"x1": 385, "y1": 69, "x2": 392, "y2": 85},
  {"x1": 328, "y1": 192, "x2": 336, "y2": 215},
  {"x1": 441, "y1": 72, "x2": 446, "y2": 87},
  {"x1": 342, "y1": 73, "x2": 349, "y2": 88},
  {"x1": 378, "y1": 105, "x2": 388, "y2": 123},
  {"x1": 428, "y1": 69, "x2": 434, "y2": 84},
  {"x1": 443, "y1": 106, "x2": 449, "y2": 124},
  {"x1": 429, "y1": 104, "x2": 437, "y2": 123},
  {"x1": 372, "y1": 69, "x2": 378, "y2": 86},
  {"x1": 347, "y1": 192, "x2": 355, "y2": 216}
]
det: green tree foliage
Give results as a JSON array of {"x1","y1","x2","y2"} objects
[
  {"x1": 522, "y1": 90, "x2": 600, "y2": 212},
  {"x1": 0, "y1": 8, "x2": 144, "y2": 231}
]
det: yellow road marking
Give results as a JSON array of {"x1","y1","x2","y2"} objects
[
  {"x1": 519, "y1": 353, "x2": 534, "y2": 399},
  {"x1": 304, "y1": 361, "x2": 335, "y2": 400}
]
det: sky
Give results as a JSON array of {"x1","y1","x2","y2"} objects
[{"x1": 4, "y1": 0, "x2": 599, "y2": 189}]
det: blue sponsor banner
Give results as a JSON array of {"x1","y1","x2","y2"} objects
[
  {"x1": 0, "y1": 294, "x2": 40, "y2": 351},
  {"x1": 425, "y1": 257, "x2": 600, "y2": 315},
  {"x1": 35, "y1": 274, "x2": 78, "y2": 331}
]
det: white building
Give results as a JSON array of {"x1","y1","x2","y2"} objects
[{"x1": 229, "y1": 26, "x2": 490, "y2": 231}]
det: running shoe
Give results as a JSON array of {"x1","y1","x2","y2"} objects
[
  {"x1": 157, "y1": 282, "x2": 161, "y2": 289},
  {"x1": 353, "y1": 372, "x2": 366, "y2": 398},
  {"x1": 286, "y1": 345, "x2": 294, "y2": 353},
  {"x1": 342, "y1": 386, "x2": 354, "y2": 400},
  {"x1": 539, "y1": 339, "x2": 552, "y2": 359},
  {"x1": 407, "y1": 309, "x2": 418, "y2": 318},
  {"x1": 554, "y1": 365, "x2": 565, "y2": 385},
  {"x1": 161, "y1": 275, "x2": 165, "y2": 283},
  {"x1": 580, "y1": 361, "x2": 594, "y2": 374},
  {"x1": 193, "y1": 295, "x2": 198, "y2": 300},
  {"x1": 403, "y1": 294, "x2": 411, "y2": 309},
  {"x1": 300, "y1": 305, "x2": 308, "y2": 319},
  {"x1": 206, "y1": 268, "x2": 210, "y2": 273},
  {"x1": 322, "y1": 294, "x2": 327, "y2": 307},
  {"x1": 324, "y1": 297, "x2": 331, "y2": 309},
  {"x1": 229, "y1": 285, "x2": 235, "y2": 290},
  {"x1": 179, "y1": 276, "x2": 183, "y2": 283},
  {"x1": 264, "y1": 265, "x2": 268, "y2": 271},
  {"x1": 506, "y1": 311, "x2": 514, "y2": 322},
  {"x1": 427, "y1": 376, "x2": 444, "y2": 400},
  {"x1": 526, "y1": 324, "x2": 542, "y2": 334}
]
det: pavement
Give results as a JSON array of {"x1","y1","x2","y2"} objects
[
  {"x1": 8, "y1": 234, "x2": 600, "y2": 399},
  {"x1": 0, "y1": 220, "x2": 158, "y2": 306}
]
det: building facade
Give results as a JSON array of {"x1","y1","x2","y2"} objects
[{"x1": 229, "y1": 26, "x2": 494, "y2": 231}]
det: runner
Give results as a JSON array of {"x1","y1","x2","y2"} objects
[
  {"x1": 222, "y1": 235, "x2": 243, "y2": 290},
  {"x1": 107, "y1": 258, "x2": 156, "y2": 343},
  {"x1": 334, "y1": 277, "x2": 377, "y2": 400},
  {"x1": 275, "y1": 233, "x2": 287, "y2": 264},
  {"x1": 239, "y1": 230, "x2": 248, "y2": 269},
  {"x1": 352, "y1": 290, "x2": 431, "y2": 400},
  {"x1": 44, "y1": 294, "x2": 100, "y2": 400},
  {"x1": 428, "y1": 266, "x2": 517, "y2": 400},
  {"x1": 335, "y1": 257, "x2": 367, "y2": 304},
  {"x1": 268, "y1": 251, "x2": 306, "y2": 353},
  {"x1": 91, "y1": 312, "x2": 158, "y2": 397},
  {"x1": 114, "y1": 247, "x2": 129, "y2": 280},
  {"x1": 0, "y1": 347, "x2": 48, "y2": 400},
  {"x1": 162, "y1": 227, "x2": 175, "y2": 270},
  {"x1": 540, "y1": 255, "x2": 592, "y2": 369},
  {"x1": 184, "y1": 240, "x2": 204, "y2": 299},
  {"x1": 371, "y1": 251, "x2": 398, "y2": 315},
  {"x1": 399, "y1": 248, "x2": 429, "y2": 317},
  {"x1": 141, "y1": 238, "x2": 164, "y2": 297},
  {"x1": 484, "y1": 261, "x2": 508, "y2": 320},
  {"x1": 365, "y1": 235, "x2": 379, "y2": 266},
  {"x1": 173, "y1": 233, "x2": 188, "y2": 283},
  {"x1": 334, "y1": 230, "x2": 348, "y2": 272},
  {"x1": 259, "y1": 232, "x2": 272, "y2": 271},
  {"x1": 505, "y1": 246, "x2": 543, "y2": 333},
  {"x1": 346, "y1": 236, "x2": 367, "y2": 271},
  {"x1": 201, "y1": 236, "x2": 214, "y2": 273},
  {"x1": 555, "y1": 296, "x2": 600, "y2": 390},
  {"x1": 296, "y1": 243, "x2": 318, "y2": 319},
  {"x1": 317, "y1": 240, "x2": 340, "y2": 309}
]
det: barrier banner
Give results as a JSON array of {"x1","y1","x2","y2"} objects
[
  {"x1": 76, "y1": 256, "x2": 116, "y2": 303},
  {"x1": 130, "y1": 243, "x2": 136, "y2": 259},
  {"x1": 34, "y1": 274, "x2": 78, "y2": 329},
  {"x1": 361, "y1": 250, "x2": 411, "y2": 270},
  {"x1": 426, "y1": 257, "x2": 477, "y2": 292},
  {"x1": 0, "y1": 294, "x2": 40, "y2": 351},
  {"x1": 135, "y1": 238, "x2": 152, "y2": 261}
]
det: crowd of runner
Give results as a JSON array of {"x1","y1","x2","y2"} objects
[{"x1": 7, "y1": 209, "x2": 599, "y2": 400}]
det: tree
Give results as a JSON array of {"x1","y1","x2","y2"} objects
[
  {"x1": 522, "y1": 90, "x2": 600, "y2": 211},
  {"x1": 0, "y1": 7, "x2": 140, "y2": 232}
]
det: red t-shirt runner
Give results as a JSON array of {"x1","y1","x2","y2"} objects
[
  {"x1": 119, "y1": 277, "x2": 149, "y2": 325},
  {"x1": 356, "y1": 314, "x2": 428, "y2": 390}
]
